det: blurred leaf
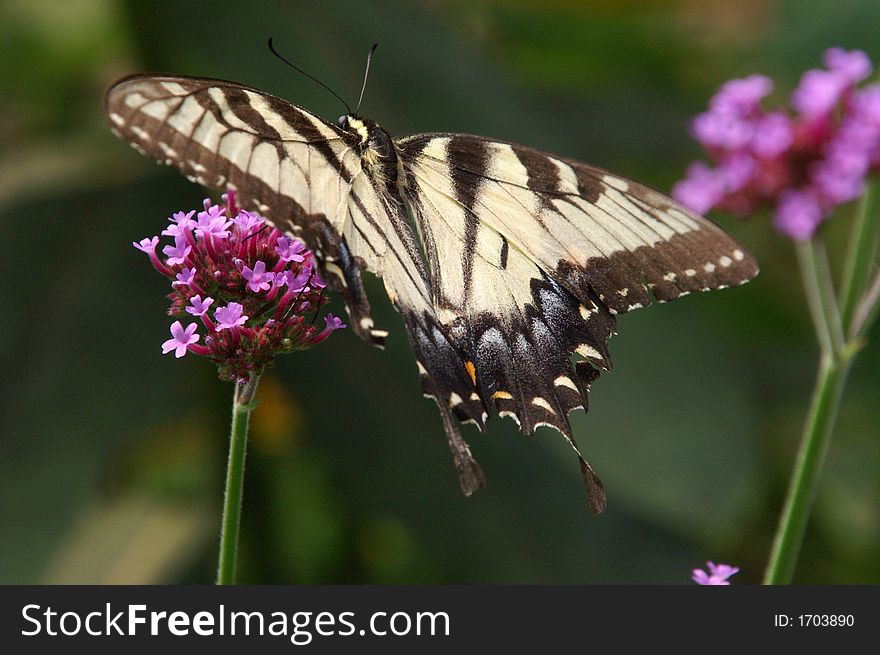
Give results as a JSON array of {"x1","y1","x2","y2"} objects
[
  {"x1": 356, "y1": 513, "x2": 442, "y2": 582},
  {"x1": 566, "y1": 299, "x2": 760, "y2": 544},
  {"x1": 250, "y1": 374, "x2": 304, "y2": 455},
  {"x1": 41, "y1": 494, "x2": 214, "y2": 584},
  {"x1": 262, "y1": 451, "x2": 346, "y2": 583}
]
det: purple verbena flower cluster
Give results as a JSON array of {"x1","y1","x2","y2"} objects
[
  {"x1": 691, "y1": 561, "x2": 740, "y2": 586},
  {"x1": 134, "y1": 191, "x2": 346, "y2": 381},
  {"x1": 673, "y1": 48, "x2": 880, "y2": 241}
]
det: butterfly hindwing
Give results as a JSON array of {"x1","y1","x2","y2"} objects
[{"x1": 400, "y1": 136, "x2": 615, "y2": 427}]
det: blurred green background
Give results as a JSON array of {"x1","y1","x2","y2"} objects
[{"x1": 2, "y1": 0, "x2": 879, "y2": 585}]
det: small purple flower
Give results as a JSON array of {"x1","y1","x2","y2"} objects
[
  {"x1": 161, "y1": 223, "x2": 185, "y2": 238},
  {"x1": 215, "y1": 302, "x2": 248, "y2": 331},
  {"x1": 692, "y1": 561, "x2": 740, "y2": 586},
  {"x1": 791, "y1": 69, "x2": 845, "y2": 119},
  {"x1": 310, "y1": 269, "x2": 327, "y2": 290},
  {"x1": 709, "y1": 74, "x2": 773, "y2": 115},
  {"x1": 134, "y1": 235, "x2": 175, "y2": 277},
  {"x1": 174, "y1": 266, "x2": 196, "y2": 287},
  {"x1": 854, "y1": 84, "x2": 880, "y2": 126},
  {"x1": 186, "y1": 294, "x2": 214, "y2": 316},
  {"x1": 812, "y1": 145, "x2": 868, "y2": 204},
  {"x1": 716, "y1": 154, "x2": 756, "y2": 192},
  {"x1": 282, "y1": 267, "x2": 313, "y2": 293},
  {"x1": 324, "y1": 313, "x2": 346, "y2": 331},
  {"x1": 751, "y1": 112, "x2": 793, "y2": 158},
  {"x1": 790, "y1": 49, "x2": 871, "y2": 120},
  {"x1": 161, "y1": 321, "x2": 200, "y2": 358},
  {"x1": 824, "y1": 47, "x2": 872, "y2": 85},
  {"x1": 853, "y1": 85, "x2": 880, "y2": 164},
  {"x1": 162, "y1": 212, "x2": 194, "y2": 237},
  {"x1": 232, "y1": 209, "x2": 264, "y2": 234},
  {"x1": 311, "y1": 312, "x2": 348, "y2": 345},
  {"x1": 672, "y1": 162, "x2": 725, "y2": 214},
  {"x1": 133, "y1": 236, "x2": 159, "y2": 253},
  {"x1": 275, "y1": 236, "x2": 307, "y2": 263},
  {"x1": 242, "y1": 260, "x2": 273, "y2": 293},
  {"x1": 195, "y1": 204, "x2": 232, "y2": 239},
  {"x1": 774, "y1": 189, "x2": 823, "y2": 241},
  {"x1": 812, "y1": 93, "x2": 880, "y2": 203},
  {"x1": 162, "y1": 235, "x2": 191, "y2": 266},
  {"x1": 692, "y1": 110, "x2": 753, "y2": 151},
  {"x1": 171, "y1": 210, "x2": 196, "y2": 226}
]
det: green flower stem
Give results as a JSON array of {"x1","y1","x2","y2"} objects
[
  {"x1": 763, "y1": 356, "x2": 851, "y2": 584},
  {"x1": 811, "y1": 240, "x2": 847, "y2": 354},
  {"x1": 795, "y1": 240, "x2": 844, "y2": 356},
  {"x1": 216, "y1": 373, "x2": 260, "y2": 585},
  {"x1": 763, "y1": 240, "x2": 853, "y2": 585},
  {"x1": 840, "y1": 180, "x2": 880, "y2": 335},
  {"x1": 765, "y1": 174, "x2": 880, "y2": 584},
  {"x1": 850, "y1": 270, "x2": 880, "y2": 338}
]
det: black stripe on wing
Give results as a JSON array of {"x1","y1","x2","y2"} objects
[
  {"x1": 398, "y1": 132, "x2": 759, "y2": 315},
  {"x1": 446, "y1": 137, "x2": 490, "y2": 305}
]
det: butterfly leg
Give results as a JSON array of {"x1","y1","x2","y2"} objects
[{"x1": 312, "y1": 222, "x2": 388, "y2": 348}]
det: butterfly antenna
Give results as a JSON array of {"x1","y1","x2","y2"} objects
[
  {"x1": 242, "y1": 223, "x2": 269, "y2": 242},
  {"x1": 354, "y1": 43, "x2": 379, "y2": 115},
  {"x1": 282, "y1": 268, "x2": 317, "y2": 321},
  {"x1": 267, "y1": 37, "x2": 352, "y2": 114},
  {"x1": 309, "y1": 287, "x2": 326, "y2": 324}
]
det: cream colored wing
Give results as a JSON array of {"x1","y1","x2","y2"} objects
[{"x1": 396, "y1": 133, "x2": 759, "y2": 513}]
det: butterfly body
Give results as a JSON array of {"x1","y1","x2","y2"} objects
[{"x1": 106, "y1": 73, "x2": 758, "y2": 513}]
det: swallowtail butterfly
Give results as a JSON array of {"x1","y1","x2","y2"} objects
[{"x1": 105, "y1": 66, "x2": 758, "y2": 514}]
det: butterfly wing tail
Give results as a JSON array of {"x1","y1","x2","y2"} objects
[{"x1": 437, "y1": 397, "x2": 486, "y2": 496}]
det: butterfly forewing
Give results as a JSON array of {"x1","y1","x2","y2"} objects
[
  {"x1": 105, "y1": 74, "x2": 348, "y2": 199},
  {"x1": 106, "y1": 74, "x2": 422, "y2": 346},
  {"x1": 398, "y1": 133, "x2": 758, "y2": 315}
]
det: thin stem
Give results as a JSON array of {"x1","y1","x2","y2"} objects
[
  {"x1": 216, "y1": 373, "x2": 260, "y2": 585},
  {"x1": 763, "y1": 242, "x2": 853, "y2": 584},
  {"x1": 763, "y1": 358, "x2": 850, "y2": 584},
  {"x1": 850, "y1": 269, "x2": 880, "y2": 338},
  {"x1": 794, "y1": 241, "x2": 837, "y2": 356},
  {"x1": 811, "y1": 239, "x2": 847, "y2": 355},
  {"x1": 839, "y1": 179, "x2": 880, "y2": 334}
]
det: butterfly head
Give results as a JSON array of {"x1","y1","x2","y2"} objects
[{"x1": 338, "y1": 115, "x2": 395, "y2": 164}]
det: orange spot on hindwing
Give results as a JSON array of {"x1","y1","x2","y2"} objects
[{"x1": 464, "y1": 360, "x2": 477, "y2": 386}]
